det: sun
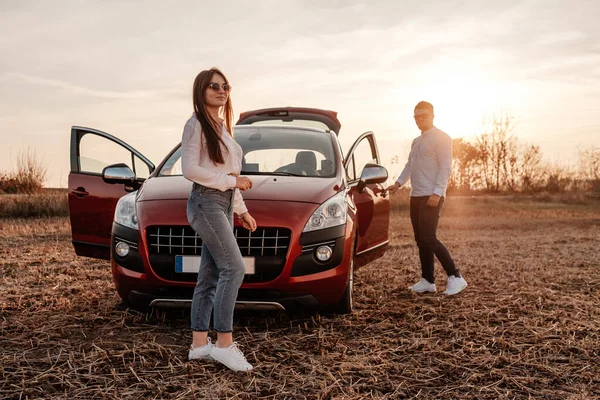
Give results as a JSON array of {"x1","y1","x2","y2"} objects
[{"x1": 412, "y1": 61, "x2": 518, "y2": 139}]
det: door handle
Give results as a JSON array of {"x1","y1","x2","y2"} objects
[
  {"x1": 374, "y1": 185, "x2": 387, "y2": 198},
  {"x1": 72, "y1": 187, "x2": 89, "y2": 198}
]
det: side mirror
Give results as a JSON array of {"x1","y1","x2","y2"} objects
[
  {"x1": 102, "y1": 163, "x2": 136, "y2": 185},
  {"x1": 357, "y1": 163, "x2": 388, "y2": 192}
]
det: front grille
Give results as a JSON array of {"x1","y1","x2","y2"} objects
[
  {"x1": 146, "y1": 226, "x2": 291, "y2": 283},
  {"x1": 147, "y1": 226, "x2": 290, "y2": 256}
]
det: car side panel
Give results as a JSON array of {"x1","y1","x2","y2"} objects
[
  {"x1": 68, "y1": 173, "x2": 130, "y2": 259},
  {"x1": 349, "y1": 182, "x2": 390, "y2": 255}
]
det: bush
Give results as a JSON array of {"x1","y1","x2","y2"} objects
[{"x1": 0, "y1": 148, "x2": 47, "y2": 194}]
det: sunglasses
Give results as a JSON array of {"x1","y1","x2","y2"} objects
[
  {"x1": 413, "y1": 114, "x2": 432, "y2": 120},
  {"x1": 207, "y1": 82, "x2": 232, "y2": 92}
]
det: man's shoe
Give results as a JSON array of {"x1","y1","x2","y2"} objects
[
  {"x1": 210, "y1": 342, "x2": 253, "y2": 371},
  {"x1": 189, "y1": 337, "x2": 214, "y2": 361},
  {"x1": 408, "y1": 278, "x2": 437, "y2": 293},
  {"x1": 444, "y1": 276, "x2": 468, "y2": 296}
]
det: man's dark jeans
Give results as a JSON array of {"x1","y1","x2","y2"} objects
[{"x1": 410, "y1": 196, "x2": 460, "y2": 284}]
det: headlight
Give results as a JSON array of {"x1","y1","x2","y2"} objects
[
  {"x1": 303, "y1": 191, "x2": 347, "y2": 232},
  {"x1": 114, "y1": 191, "x2": 138, "y2": 230}
]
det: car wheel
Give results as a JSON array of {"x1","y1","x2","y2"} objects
[{"x1": 331, "y1": 253, "x2": 354, "y2": 314}]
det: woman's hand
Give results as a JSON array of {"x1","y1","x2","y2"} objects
[
  {"x1": 239, "y1": 212, "x2": 257, "y2": 232},
  {"x1": 235, "y1": 176, "x2": 253, "y2": 191}
]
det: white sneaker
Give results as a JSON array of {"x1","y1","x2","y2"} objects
[
  {"x1": 408, "y1": 278, "x2": 437, "y2": 293},
  {"x1": 210, "y1": 342, "x2": 253, "y2": 371},
  {"x1": 444, "y1": 276, "x2": 468, "y2": 296},
  {"x1": 188, "y1": 337, "x2": 214, "y2": 361}
]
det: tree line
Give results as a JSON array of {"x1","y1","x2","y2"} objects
[{"x1": 437, "y1": 114, "x2": 598, "y2": 194}]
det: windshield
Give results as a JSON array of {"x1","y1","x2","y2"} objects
[{"x1": 159, "y1": 126, "x2": 336, "y2": 178}]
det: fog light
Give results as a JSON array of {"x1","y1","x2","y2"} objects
[
  {"x1": 115, "y1": 241, "x2": 130, "y2": 257},
  {"x1": 315, "y1": 245, "x2": 333, "y2": 262}
]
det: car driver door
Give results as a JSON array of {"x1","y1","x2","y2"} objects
[
  {"x1": 343, "y1": 132, "x2": 390, "y2": 264},
  {"x1": 68, "y1": 126, "x2": 154, "y2": 259}
]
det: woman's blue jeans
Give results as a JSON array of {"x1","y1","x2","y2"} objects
[{"x1": 187, "y1": 184, "x2": 245, "y2": 333}]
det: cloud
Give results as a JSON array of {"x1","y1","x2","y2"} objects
[{"x1": 1, "y1": 72, "x2": 181, "y2": 99}]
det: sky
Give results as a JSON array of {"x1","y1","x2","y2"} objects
[{"x1": 1, "y1": 0, "x2": 599, "y2": 187}]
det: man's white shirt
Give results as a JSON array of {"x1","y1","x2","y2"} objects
[{"x1": 396, "y1": 127, "x2": 453, "y2": 198}]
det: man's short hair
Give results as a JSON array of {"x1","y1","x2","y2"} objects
[{"x1": 414, "y1": 101, "x2": 434, "y2": 114}]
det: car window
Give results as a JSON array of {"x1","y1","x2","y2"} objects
[
  {"x1": 346, "y1": 155, "x2": 356, "y2": 181},
  {"x1": 158, "y1": 127, "x2": 336, "y2": 178},
  {"x1": 79, "y1": 133, "x2": 133, "y2": 174},
  {"x1": 133, "y1": 154, "x2": 151, "y2": 179},
  {"x1": 159, "y1": 148, "x2": 182, "y2": 176},
  {"x1": 242, "y1": 149, "x2": 331, "y2": 177},
  {"x1": 346, "y1": 137, "x2": 377, "y2": 181}
]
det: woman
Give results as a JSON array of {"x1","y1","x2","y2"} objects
[{"x1": 181, "y1": 68, "x2": 256, "y2": 372}]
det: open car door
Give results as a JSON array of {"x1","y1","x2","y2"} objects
[
  {"x1": 344, "y1": 132, "x2": 390, "y2": 266},
  {"x1": 236, "y1": 107, "x2": 341, "y2": 134},
  {"x1": 68, "y1": 126, "x2": 154, "y2": 259}
]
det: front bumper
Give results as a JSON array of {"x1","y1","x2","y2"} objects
[
  {"x1": 110, "y1": 203, "x2": 356, "y2": 309},
  {"x1": 126, "y1": 287, "x2": 319, "y2": 311}
]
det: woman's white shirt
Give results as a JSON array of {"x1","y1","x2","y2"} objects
[{"x1": 181, "y1": 114, "x2": 248, "y2": 215}]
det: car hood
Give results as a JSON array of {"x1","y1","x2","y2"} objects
[{"x1": 138, "y1": 175, "x2": 341, "y2": 204}]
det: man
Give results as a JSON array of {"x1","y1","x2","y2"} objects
[{"x1": 387, "y1": 101, "x2": 468, "y2": 296}]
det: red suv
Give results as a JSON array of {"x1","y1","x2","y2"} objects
[{"x1": 68, "y1": 107, "x2": 390, "y2": 313}]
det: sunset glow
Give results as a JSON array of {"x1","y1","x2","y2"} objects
[
  {"x1": 412, "y1": 61, "x2": 520, "y2": 138},
  {"x1": 1, "y1": 1, "x2": 599, "y2": 187}
]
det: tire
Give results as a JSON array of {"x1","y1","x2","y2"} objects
[{"x1": 330, "y1": 253, "x2": 354, "y2": 314}]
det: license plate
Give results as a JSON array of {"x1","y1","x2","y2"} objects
[{"x1": 175, "y1": 255, "x2": 255, "y2": 275}]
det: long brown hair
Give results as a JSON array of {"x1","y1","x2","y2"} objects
[{"x1": 192, "y1": 68, "x2": 234, "y2": 164}]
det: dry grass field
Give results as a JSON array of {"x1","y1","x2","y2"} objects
[
  {"x1": 1, "y1": 197, "x2": 599, "y2": 399},
  {"x1": 0, "y1": 189, "x2": 68, "y2": 219}
]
